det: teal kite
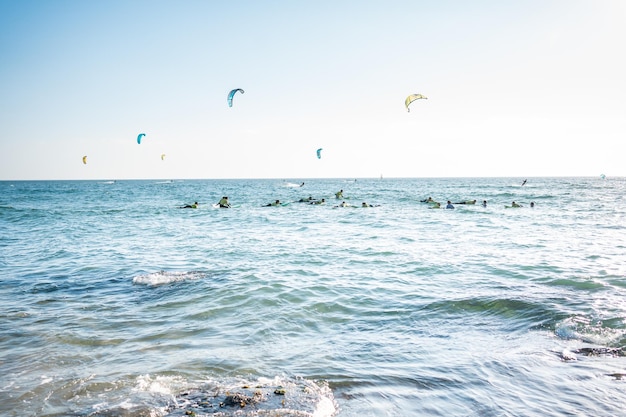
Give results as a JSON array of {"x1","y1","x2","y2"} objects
[
  {"x1": 137, "y1": 133, "x2": 146, "y2": 144},
  {"x1": 316, "y1": 148, "x2": 322, "y2": 159},
  {"x1": 405, "y1": 94, "x2": 427, "y2": 112},
  {"x1": 227, "y1": 88, "x2": 244, "y2": 107}
]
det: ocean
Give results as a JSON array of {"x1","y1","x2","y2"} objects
[{"x1": 1, "y1": 177, "x2": 625, "y2": 416}]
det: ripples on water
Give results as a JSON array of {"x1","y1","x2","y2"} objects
[{"x1": 1, "y1": 177, "x2": 626, "y2": 416}]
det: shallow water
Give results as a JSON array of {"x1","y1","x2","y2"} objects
[{"x1": 1, "y1": 177, "x2": 625, "y2": 416}]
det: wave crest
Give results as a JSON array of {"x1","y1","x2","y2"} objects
[{"x1": 132, "y1": 271, "x2": 206, "y2": 286}]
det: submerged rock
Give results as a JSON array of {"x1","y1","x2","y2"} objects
[
  {"x1": 559, "y1": 346, "x2": 624, "y2": 361},
  {"x1": 164, "y1": 376, "x2": 336, "y2": 417},
  {"x1": 574, "y1": 347, "x2": 624, "y2": 357}
]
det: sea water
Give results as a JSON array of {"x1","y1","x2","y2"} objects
[{"x1": 1, "y1": 177, "x2": 625, "y2": 416}]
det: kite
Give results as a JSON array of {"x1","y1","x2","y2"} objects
[
  {"x1": 82, "y1": 155, "x2": 87, "y2": 164},
  {"x1": 227, "y1": 88, "x2": 244, "y2": 107},
  {"x1": 316, "y1": 148, "x2": 323, "y2": 159},
  {"x1": 161, "y1": 154, "x2": 166, "y2": 161},
  {"x1": 137, "y1": 133, "x2": 146, "y2": 144},
  {"x1": 405, "y1": 94, "x2": 427, "y2": 112}
]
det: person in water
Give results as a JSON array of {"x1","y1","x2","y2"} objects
[
  {"x1": 530, "y1": 201, "x2": 535, "y2": 208},
  {"x1": 445, "y1": 201, "x2": 455, "y2": 209},
  {"x1": 511, "y1": 201, "x2": 521, "y2": 207},
  {"x1": 482, "y1": 200, "x2": 487, "y2": 207},
  {"x1": 180, "y1": 202, "x2": 198, "y2": 209},
  {"x1": 298, "y1": 196, "x2": 315, "y2": 203},
  {"x1": 264, "y1": 199, "x2": 281, "y2": 207},
  {"x1": 362, "y1": 202, "x2": 372, "y2": 207},
  {"x1": 218, "y1": 197, "x2": 231, "y2": 208},
  {"x1": 522, "y1": 179, "x2": 527, "y2": 186},
  {"x1": 454, "y1": 200, "x2": 476, "y2": 205},
  {"x1": 310, "y1": 198, "x2": 325, "y2": 205},
  {"x1": 335, "y1": 189, "x2": 344, "y2": 199},
  {"x1": 421, "y1": 197, "x2": 434, "y2": 203}
]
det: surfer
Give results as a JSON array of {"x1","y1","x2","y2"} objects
[
  {"x1": 310, "y1": 198, "x2": 326, "y2": 205},
  {"x1": 511, "y1": 201, "x2": 521, "y2": 207},
  {"x1": 218, "y1": 197, "x2": 231, "y2": 208},
  {"x1": 445, "y1": 201, "x2": 455, "y2": 209},
  {"x1": 180, "y1": 202, "x2": 198, "y2": 209},
  {"x1": 264, "y1": 200, "x2": 281, "y2": 207},
  {"x1": 482, "y1": 200, "x2": 487, "y2": 207},
  {"x1": 522, "y1": 179, "x2": 527, "y2": 186},
  {"x1": 335, "y1": 189, "x2": 344, "y2": 199}
]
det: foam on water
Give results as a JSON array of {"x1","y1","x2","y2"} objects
[{"x1": 133, "y1": 271, "x2": 208, "y2": 286}]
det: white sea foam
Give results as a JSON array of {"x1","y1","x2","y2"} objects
[{"x1": 132, "y1": 270, "x2": 205, "y2": 286}]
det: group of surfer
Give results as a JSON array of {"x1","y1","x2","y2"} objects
[
  {"x1": 421, "y1": 197, "x2": 535, "y2": 209},
  {"x1": 180, "y1": 196, "x2": 231, "y2": 208},
  {"x1": 420, "y1": 197, "x2": 478, "y2": 209},
  {"x1": 182, "y1": 192, "x2": 535, "y2": 210},
  {"x1": 289, "y1": 189, "x2": 379, "y2": 208},
  {"x1": 180, "y1": 188, "x2": 380, "y2": 209}
]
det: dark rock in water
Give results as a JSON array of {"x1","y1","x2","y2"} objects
[
  {"x1": 574, "y1": 347, "x2": 624, "y2": 357},
  {"x1": 222, "y1": 391, "x2": 263, "y2": 407},
  {"x1": 164, "y1": 377, "x2": 336, "y2": 417},
  {"x1": 558, "y1": 346, "x2": 624, "y2": 361}
]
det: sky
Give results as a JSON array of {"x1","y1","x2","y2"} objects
[{"x1": 1, "y1": 0, "x2": 624, "y2": 180}]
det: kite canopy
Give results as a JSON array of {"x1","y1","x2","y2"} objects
[
  {"x1": 137, "y1": 133, "x2": 146, "y2": 144},
  {"x1": 405, "y1": 94, "x2": 427, "y2": 112},
  {"x1": 82, "y1": 155, "x2": 87, "y2": 164},
  {"x1": 161, "y1": 154, "x2": 166, "y2": 161},
  {"x1": 316, "y1": 148, "x2": 323, "y2": 159},
  {"x1": 227, "y1": 88, "x2": 245, "y2": 107}
]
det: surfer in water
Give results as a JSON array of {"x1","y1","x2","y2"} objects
[
  {"x1": 180, "y1": 202, "x2": 198, "y2": 209},
  {"x1": 218, "y1": 197, "x2": 231, "y2": 208}
]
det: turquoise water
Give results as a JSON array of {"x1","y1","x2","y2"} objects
[{"x1": 1, "y1": 177, "x2": 625, "y2": 416}]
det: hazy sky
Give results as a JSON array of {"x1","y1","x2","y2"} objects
[{"x1": 1, "y1": 0, "x2": 624, "y2": 180}]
